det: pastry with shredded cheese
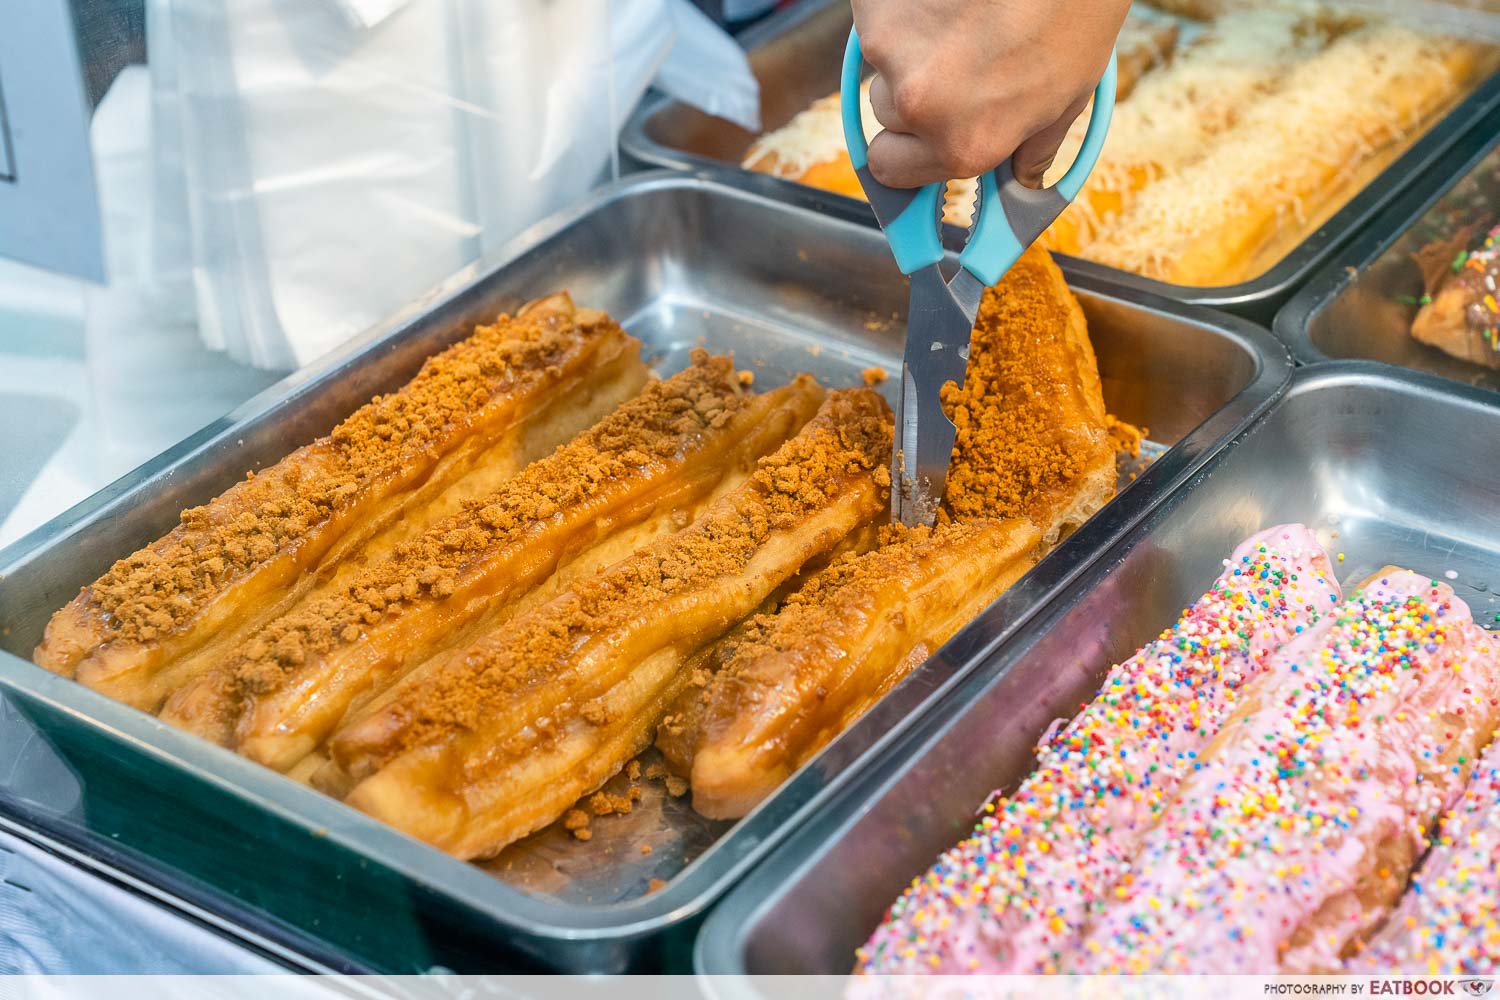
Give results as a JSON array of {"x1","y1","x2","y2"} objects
[
  {"x1": 159, "y1": 354, "x2": 824, "y2": 774},
  {"x1": 328, "y1": 390, "x2": 893, "y2": 859},
  {"x1": 662, "y1": 518, "x2": 1041, "y2": 820},
  {"x1": 741, "y1": 12, "x2": 1180, "y2": 224},
  {"x1": 1086, "y1": 23, "x2": 1486, "y2": 285},
  {"x1": 34, "y1": 294, "x2": 647, "y2": 712}
]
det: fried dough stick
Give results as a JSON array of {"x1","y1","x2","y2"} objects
[
  {"x1": 664, "y1": 518, "x2": 1042, "y2": 820},
  {"x1": 330, "y1": 389, "x2": 893, "y2": 859},
  {"x1": 160, "y1": 354, "x2": 824, "y2": 773},
  {"x1": 1350, "y1": 734, "x2": 1500, "y2": 974},
  {"x1": 857, "y1": 526, "x2": 1341, "y2": 974},
  {"x1": 35, "y1": 294, "x2": 646, "y2": 712},
  {"x1": 1070, "y1": 570, "x2": 1500, "y2": 974},
  {"x1": 941, "y1": 246, "x2": 1115, "y2": 544},
  {"x1": 1087, "y1": 25, "x2": 1486, "y2": 285}
]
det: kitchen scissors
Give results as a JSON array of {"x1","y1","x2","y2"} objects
[{"x1": 841, "y1": 30, "x2": 1117, "y2": 526}]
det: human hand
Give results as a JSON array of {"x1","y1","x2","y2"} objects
[{"x1": 852, "y1": 0, "x2": 1129, "y2": 189}]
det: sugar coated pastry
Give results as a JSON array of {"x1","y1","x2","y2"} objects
[{"x1": 856, "y1": 524, "x2": 1341, "y2": 974}]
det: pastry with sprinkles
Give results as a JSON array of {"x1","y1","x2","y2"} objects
[
  {"x1": 855, "y1": 524, "x2": 1342, "y2": 974},
  {"x1": 1412, "y1": 222, "x2": 1500, "y2": 370},
  {"x1": 1069, "y1": 569, "x2": 1500, "y2": 974},
  {"x1": 1350, "y1": 733, "x2": 1500, "y2": 974}
]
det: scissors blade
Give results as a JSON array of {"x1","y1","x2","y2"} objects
[{"x1": 891, "y1": 265, "x2": 984, "y2": 527}]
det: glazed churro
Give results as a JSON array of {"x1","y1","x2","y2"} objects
[
  {"x1": 160, "y1": 354, "x2": 823, "y2": 772},
  {"x1": 669, "y1": 518, "x2": 1041, "y2": 820},
  {"x1": 1071, "y1": 570, "x2": 1500, "y2": 973},
  {"x1": 330, "y1": 389, "x2": 893, "y2": 859},
  {"x1": 857, "y1": 525, "x2": 1341, "y2": 974},
  {"x1": 34, "y1": 294, "x2": 646, "y2": 712}
]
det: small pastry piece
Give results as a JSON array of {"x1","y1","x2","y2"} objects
[
  {"x1": 856, "y1": 525, "x2": 1342, "y2": 975},
  {"x1": 1411, "y1": 223, "x2": 1500, "y2": 369},
  {"x1": 34, "y1": 294, "x2": 647, "y2": 711},
  {"x1": 674, "y1": 518, "x2": 1042, "y2": 820},
  {"x1": 941, "y1": 246, "x2": 1115, "y2": 544},
  {"x1": 330, "y1": 389, "x2": 893, "y2": 859},
  {"x1": 1070, "y1": 570, "x2": 1500, "y2": 974},
  {"x1": 1087, "y1": 25, "x2": 1485, "y2": 285},
  {"x1": 1351, "y1": 734, "x2": 1500, "y2": 974},
  {"x1": 159, "y1": 355, "x2": 824, "y2": 772}
]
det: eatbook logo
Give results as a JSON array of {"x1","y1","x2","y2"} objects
[{"x1": 1461, "y1": 981, "x2": 1494, "y2": 998}]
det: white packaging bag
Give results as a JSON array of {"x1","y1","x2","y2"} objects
[{"x1": 155, "y1": 0, "x2": 758, "y2": 371}]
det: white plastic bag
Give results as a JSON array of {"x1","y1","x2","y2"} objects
[{"x1": 152, "y1": 0, "x2": 759, "y2": 370}]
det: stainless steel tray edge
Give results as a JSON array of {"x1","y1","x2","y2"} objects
[
  {"x1": 1275, "y1": 102, "x2": 1500, "y2": 369},
  {"x1": 0, "y1": 171, "x2": 1290, "y2": 974},
  {"x1": 692, "y1": 359, "x2": 1500, "y2": 981},
  {"x1": 621, "y1": 0, "x2": 1500, "y2": 324}
]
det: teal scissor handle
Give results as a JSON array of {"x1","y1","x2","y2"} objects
[{"x1": 841, "y1": 27, "x2": 1117, "y2": 286}]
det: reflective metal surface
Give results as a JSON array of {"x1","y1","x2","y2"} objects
[
  {"x1": 0, "y1": 172, "x2": 1287, "y2": 973},
  {"x1": 1277, "y1": 103, "x2": 1500, "y2": 393},
  {"x1": 621, "y1": 0, "x2": 1500, "y2": 323},
  {"x1": 695, "y1": 362, "x2": 1500, "y2": 978}
]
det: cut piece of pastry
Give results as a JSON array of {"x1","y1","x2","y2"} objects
[
  {"x1": 329, "y1": 389, "x2": 894, "y2": 860},
  {"x1": 1042, "y1": 8, "x2": 1329, "y2": 254},
  {"x1": 940, "y1": 245, "x2": 1115, "y2": 544},
  {"x1": 671, "y1": 518, "x2": 1042, "y2": 821},
  {"x1": 1411, "y1": 222, "x2": 1500, "y2": 369},
  {"x1": 159, "y1": 354, "x2": 824, "y2": 772},
  {"x1": 743, "y1": 11, "x2": 1180, "y2": 226},
  {"x1": 856, "y1": 525, "x2": 1342, "y2": 975},
  {"x1": 1069, "y1": 569, "x2": 1500, "y2": 974},
  {"x1": 34, "y1": 294, "x2": 647, "y2": 712},
  {"x1": 1087, "y1": 24, "x2": 1485, "y2": 285},
  {"x1": 1350, "y1": 733, "x2": 1500, "y2": 974}
]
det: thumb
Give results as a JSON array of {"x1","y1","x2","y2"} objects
[{"x1": 1011, "y1": 99, "x2": 1090, "y2": 190}]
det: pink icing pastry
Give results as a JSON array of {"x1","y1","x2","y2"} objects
[
  {"x1": 1351, "y1": 731, "x2": 1500, "y2": 974},
  {"x1": 1069, "y1": 570, "x2": 1500, "y2": 974},
  {"x1": 855, "y1": 524, "x2": 1341, "y2": 974}
]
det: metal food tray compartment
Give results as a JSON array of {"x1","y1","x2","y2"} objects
[
  {"x1": 696, "y1": 362, "x2": 1500, "y2": 978},
  {"x1": 621, "y1": 0, "x2": 1500, "y2": 323},
  {"x1": 1277, "y1": 103, "x2": 1500, "y2": 392},
  {"x1": 0, "y1": 173, "x2": 1287, "y2": 973}
]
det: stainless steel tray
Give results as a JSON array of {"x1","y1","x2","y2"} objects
[
  {"x1": 621, "y1": 0, "x2": 1500, "y2": 324},
  {"x1": 695, "y1": 361, "x2": 1500, "y2": 978},
  {"x1": 0, "y1": 172, "x2": 1288, "y2": 973},
  {"x1": 1276, "y1": 104, "x2": 1500, "y2": 391}
]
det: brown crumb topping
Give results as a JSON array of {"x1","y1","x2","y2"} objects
[
  {"x1": 374, "y1": 389, "x2": 892, "y2": 760},
  {"x1": 941, "y1": 248, "x2": 1110, "y2": 523},
  {"x1": 87, "y1": 296, "x2": 618, "y2": 645},
  {"x1": 563, "y1": 808, "x2": 592, "y2": 841},
  {"x1": 229, "y1": 351, "x2": 744, "y2": 697},
  {"x1": 1106, "y1": 414, "x2": 1146, "y2": 459},
  {"x1": 861, "y1": 366, "x2": 888, "y2": 387}
]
